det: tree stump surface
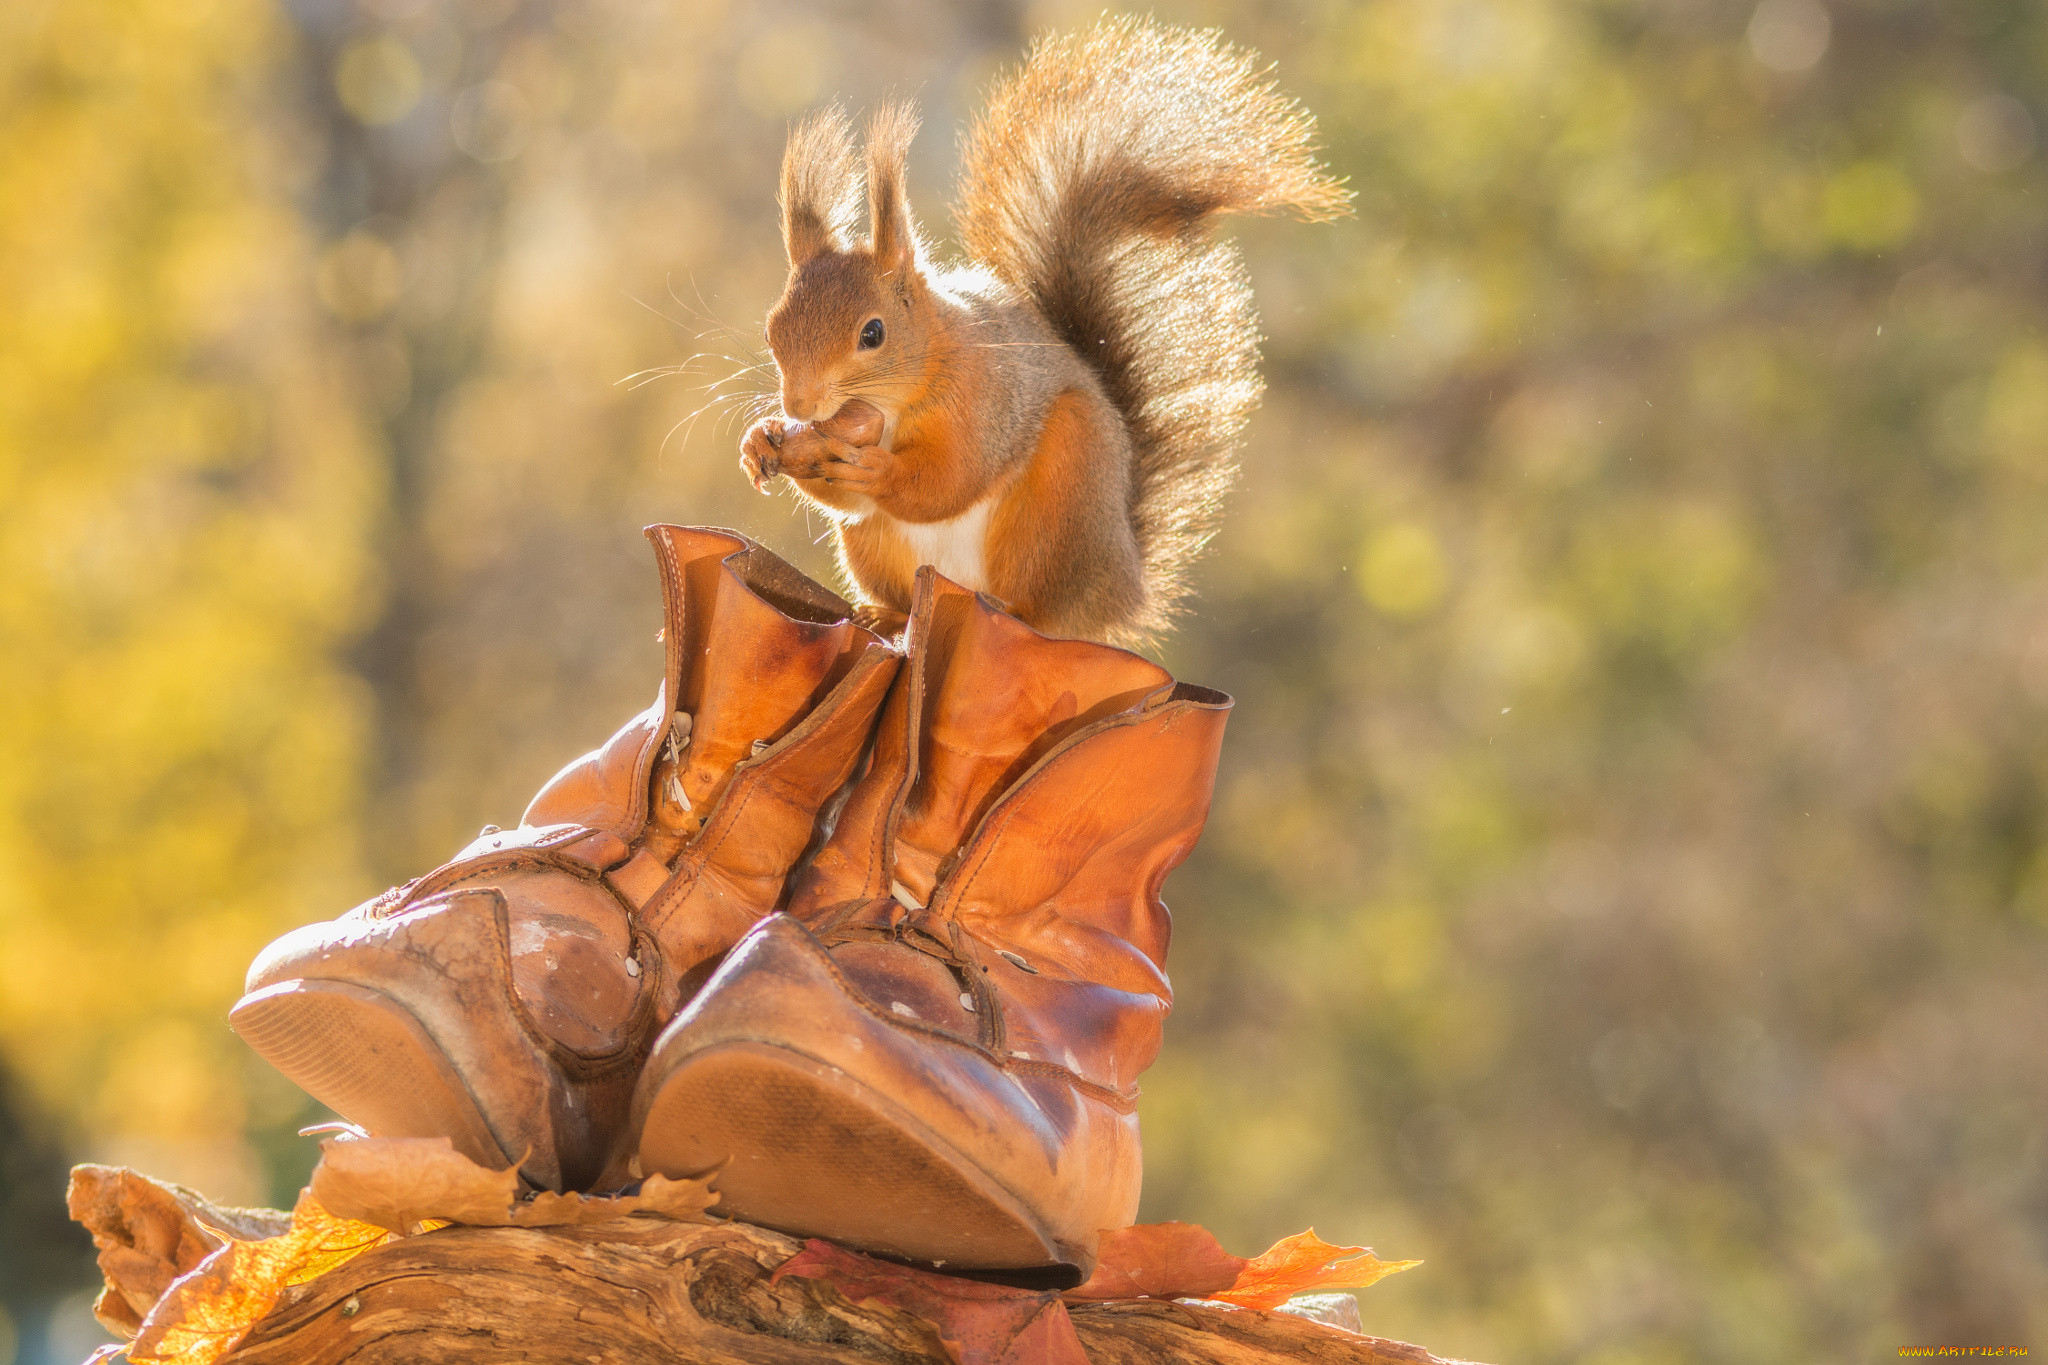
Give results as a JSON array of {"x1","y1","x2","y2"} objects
[{"x1": 70, "y1": 1163, "x2": 1487, "y2": 1365}]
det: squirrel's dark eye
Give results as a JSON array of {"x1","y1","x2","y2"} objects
[{"x1": 859, "y1": 317, "x2": 885, "y2": 350}]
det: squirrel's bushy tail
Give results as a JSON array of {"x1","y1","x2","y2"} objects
[{"x1": 956, "y1": 18, "x2": 1348, "y2": 636}]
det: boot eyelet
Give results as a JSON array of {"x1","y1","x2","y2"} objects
[{"x1": 996, "y1": 950, "x2": 1037, "y2": 974}]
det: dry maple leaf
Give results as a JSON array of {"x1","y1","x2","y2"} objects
[
  {"x1": 1210, "y1": 1229, "x2": 1421, "y2": 1310},
  {"x1": 1065, "y1": 1221, "x2": 1248, "y2": 1301},
  {"x1": 773, "y1": 1239, "x2": 1088, "y2": 1365},
  {"x1": 67, "y1": 1166, "x2": 227, "y2": 1334},
  {"x1": 510, "y1": 1172, "x2": 719, "y2": 1227},
  {"x1": 128, "y1": 1194, "x2": 390, "y2": 1365},
  {"x1": 310, "y1": 1136, "x2": 518, "y2": 1231},
  {"x1": 309, "y1": 1136, "x2": 719, "y2": 1232}
]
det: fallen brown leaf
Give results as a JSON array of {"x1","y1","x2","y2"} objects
[
  {"x1": 67, "y1": 1166, "x2": 299, "y2": 1338},
  {"x1": 67, "y1": 1166, "x2": 225, "y2": 1335},
  {"x1": 309, "y1": 1136, "x2": 517, "y2": 1231},
  {"x1": 308, "y1": 1137, "x2": 719, "y2": 1232},
  {"x1": 128, "y1": 1194, "x2": 390, "y2": 1365},
  {"x1": 510, "y1": 1172, "x2": 719, "y2": 1227},
  {"x1": 1211, "y1": 1230, "x2": 1421, "y2": 1310},
  {"x1": 773, "y1": 1238, "x2": 1088, "y2": 1365},
  {"x1": 1065, "y1": 1221, "x2": 1248, "y2": 1301}
]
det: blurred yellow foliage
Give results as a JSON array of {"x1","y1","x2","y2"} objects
[{"x1": 0, "y1": 0, "x2": 379, "y2": 1204}]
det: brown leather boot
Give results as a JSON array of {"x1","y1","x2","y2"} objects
[
  {"x1": 628, "y1": 569, "x2": 1230, "y2": 1280},
  {"x1": 232, "y1": 527, "x2": 897, "y2": 1190}
]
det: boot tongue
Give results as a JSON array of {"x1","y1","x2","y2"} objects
[
  {"x1": 808, "y1": 898, "x2": 990, "y2": 1044},
  {"x1": 665, "y1": 537, "x2": 868, "y2": 837},
  {"x1": 888, "y1": 583, "x2": 1170, "y2": 906}
]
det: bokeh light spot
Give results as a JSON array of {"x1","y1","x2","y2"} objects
[
  {"x1": 314, "y1": 231, "x2": 403, "y2": 322},
  {"x1": 1822, "y1": 161, "x2": 1919, "y2": 252},
  {"x1": 1956, "y1": 94, "x2": 2036, "y2": 173},
  {"x1": 1360, "y1": 523, "x2": 1449, "y2": 619},
  {"x1": 1747, "y1": 0, "x2": 1830, "y2": 74},
  {"x1": 333, "y1": 37, "x2": 423, "y2": 126},
  {"x1": 1981, "y1": 342, "x2": 2048, "y2": 472},
  {"x1": 451, "y1": 80, "x2": 532, "y2": 163}
]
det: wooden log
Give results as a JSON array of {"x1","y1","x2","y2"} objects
[
  {"x1": 223, "y1": 1221, "x2": 1473, "y2": 1365},
  {"x1": 70, "y1": 1165, "x2": 1486, "y2": 1364}
]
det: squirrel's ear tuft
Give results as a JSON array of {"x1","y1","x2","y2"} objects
[
  {"x1": 865, "y1": 101, "x2": 922, "y2": 283},
  {"x1": 781, "y1": 105, "x2": 861, "y2": 266}
]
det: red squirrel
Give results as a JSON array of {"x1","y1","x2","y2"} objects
[{"x1": 740, "y1": 19, "x2": 1348, "y2": 644}]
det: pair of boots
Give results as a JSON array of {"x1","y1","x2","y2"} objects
[{"x1": 231, "y1": 527, "x2": 1230, "y2": 1282}]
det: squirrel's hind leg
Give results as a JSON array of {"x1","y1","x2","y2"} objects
[
  {"x1": 985, "y1": 390, "x2": 1146, "y2": 643},
  {"x1": 849, "y1": 602, "x2": 912, "y2": 640},
  {"x1": 837, "y1": 518, "x2": 921, "y2": 625}
]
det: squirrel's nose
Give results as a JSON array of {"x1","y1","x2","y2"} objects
[{"x1": 783, "y1": 388, "x2": 825, "y2": 422}]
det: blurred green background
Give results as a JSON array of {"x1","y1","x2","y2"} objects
[{"x1": 2, "y1": 0, "x2": 2044, "y2": 1360}]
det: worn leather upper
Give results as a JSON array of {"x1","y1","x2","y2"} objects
[
  {"x1": 238, "y1": 527, "x2": 899, "y2": 1190},
  {"x1": 789, "y1": 570, "x2": 1229, "y2": 1098},
  {"x1": 643, "y1": 568, "x2": 1232, "y2": 1266},
  {"x1": 391, "y1": 526, "x2": 897, "y2": 1011}
]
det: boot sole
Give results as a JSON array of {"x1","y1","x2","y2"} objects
[
  {"x1": 637, "y1": 1040, "x2": 1071, "y2": 1279},
  {"x1": 231, "y1": 979, "x2": 510, "y2": 1172}
]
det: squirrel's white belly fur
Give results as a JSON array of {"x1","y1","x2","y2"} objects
[{"x1": 888, "y1": 499, "x2": 994, "y2": 590}]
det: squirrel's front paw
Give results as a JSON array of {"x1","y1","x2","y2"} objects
[
  {"x1": 771, "y1": 424, "x2": 835, "y2": 480},
  {"x1": 807, "y1": 444, "x2": 898, "y2": 499},
  {"x1": 740, "y1": 418, "x2": 792, "y2": 493},
  {"x1": 776, "y1": 430, "x2": 897, "y2": 498}
]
